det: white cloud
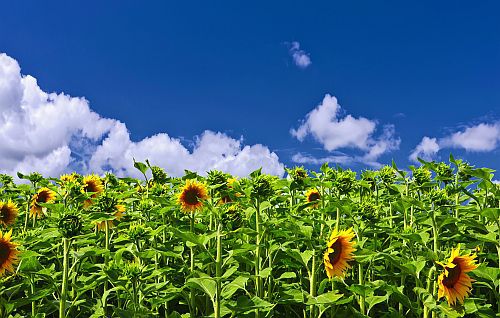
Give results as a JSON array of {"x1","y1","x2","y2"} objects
[
  {"x1": 410, "y1": 123, "x2": 500, "y2": 162},
  {"x1": 409, "y1": 137, "x2": 440, "y2": 162},
  {"x1": 362, "y1": 124, "x2": 400, "y2": 163},
  {"x1": 441, "y1": 123, "x2": 500, "y2": 151},
  {"x1": 291, "y1": 153, "x2": 352, "y2": 165},
  {"x1": 89, "y1": 126, "x2": 284, "y2": 178},
  {"x1": 288, "y1": 41, "x2": 311, "y2": 69},
  {"x1": 0, "y1": 53, "x2": 285, "y2": 178},
  {"x1": 291, "y1": 94, "x2": 399, "y2": 164}
]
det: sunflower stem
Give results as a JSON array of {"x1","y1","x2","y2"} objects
[
  {"x1": 132, "y1": 278, "x2": 139, "y2": 311},
  {"x1": 335, "y1": 207, "x2": 340, "y2": 231},
  {"x1": 319, "y1": 185, "x2": 326, "y2": 238},
  {"x1": 309, "y1": 250, "x2": 317, "y2": 317},
  {"x1": 189, "y1": 212, "x2": 196, "y2": 316},
  {"x1": 23, "y1": 197, "x2": 30, "y2": 233},
  {"x1": 430, "y1": 203, "x2": 439, "y2": 318},
  {"x1": 403, "y1": 181, "x2": 409, "y2": 230},
  {"x1": 31, "y1": 275, "x2": 36, "y2": 316},
  {"x1": 267, "y1": 248, "x2": 273, "y2": 302},
  {"x1": 59, "y1": 237, "x2": 70, "y2": 318},
  {"x1": 389, "y1": 202, "x2": 393, "y2": 228},
  {"x1": 103, "y1": 220, "x2": 110, "y2": 315},
  {"x1": 214, "y1": 222, "x2": 222, "y2": 318},
  {"x1": 399, "y1": 275, "x2": 405, "y2": 314},
  {"x1": 423, "y1": 266, "x2": 435, "y2": 318},
  {"x1": 431, "y1": 204, "x2": 439, "y2": 253},
  {"x1": 254, "y1": 198, "x2": 262, "y2": 318},
  {"x1": 358, "y1": 263, "x2": 366, "y2": 315}
]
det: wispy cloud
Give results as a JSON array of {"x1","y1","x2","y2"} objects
[
  {"x1": 291, "y1": 94, "x2": 400, "y2": 165},
  {"x1": 287, "y1": 41, "x2": 312, "y2": 69},
  {"x1": 0, "y1": 53, "x2": 285, "y2": 178},
  {"x1": 291, "y1": 152, "x2": 352, "y2": 165},
  {"x1": 410, "y1": 122, "x2": 500, "y2": 162}
]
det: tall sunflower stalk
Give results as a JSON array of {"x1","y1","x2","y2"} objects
[
  {"x1": 57, "y1": 213, "x2": 81, "y2": 318},
  {"x1": 177, "y1": 179, "x2": 208, "y2": 315},
  {"x1": 254, "y1": 197, "x2": 263, "y2": 299},
  {"x1": 250, "y1": 172, "x2": 274, "y2": 318},
  {"x1": 59, "y1": 237, "x2": 70, "y2": 318},
  {"x1": 305, "y1": 186, "x2": 322, "y2": 317},
  {"x1": 214, "y1": 222, "x2": 223, "y2": 318}
]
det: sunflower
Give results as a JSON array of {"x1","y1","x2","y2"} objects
[
  {"x1": 0, "y1": 229, "x2": 19, "y2": 276},
  {"x1": 227, "y1": 177, "x2": 238, "y2": 187},
  {"x1": 437, "y1": 245, "x2": 478, "y2": 306},
  {"x1": 324, "y1": 228, "x2": 357, "y2": 278},
  {"x1": 305, "y1": 188, "x2": 321, "y2": 207},
  {"x1": 30, "y1": 187, "x2": 56, "y2": 219},
  {"x1": 82, "y1": 174, "x2": 104, "y2": 208},
  {"x1": 0, "y1": 200, "x2": 18, "y2": 227},
  {"x1": 96, "y1": 204, "x2": 125, "y2": 231},
  {"x1": 177, "y1": 180, "x2": 208, "y2": 212},
  {"x1": 60, "y1": 173, "x2": 79, "y2": 184}
]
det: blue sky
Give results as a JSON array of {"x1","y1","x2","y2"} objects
[{"x1": 0, "y1": 1, "x2": 499, "y2": 178}]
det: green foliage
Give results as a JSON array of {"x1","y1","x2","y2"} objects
[{"x1": 0, "y1": 157, "x2": 499, "y2": 317}]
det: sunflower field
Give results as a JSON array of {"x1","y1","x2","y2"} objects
[{"x1": 0, "y1": 156, "x2": 499, "y2": 318}]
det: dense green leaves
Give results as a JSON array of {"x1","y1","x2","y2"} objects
[{"x1": 0, "y1": 158, "x2": 499, "y2": 317}]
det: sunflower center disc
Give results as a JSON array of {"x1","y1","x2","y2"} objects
[
  {"x1": 184, "y1": 189, "x2": 200, "y2": 205},
  {"x1": 442, "y1": 264, "x2": 461, "y2": 288},
  {"x1": 328, "y1": 239, "x2": 343, "y2": 266},
  {"x1": 0, "y1": 241, "x2": 11, "y2": 265},
  {"x1": 308, "y1": 193, "x2": 320, "y2": 202},
  {"x1": 37, "y1": 192, "x2": 49, "y2": 203}
]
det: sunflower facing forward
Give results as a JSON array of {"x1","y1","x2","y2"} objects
[
  {"x1": 305, "y1": 188, "x2": 321, "y2": 207},
  {"x1": 437, "y1": 245, "x2": 478, "y2": 306},
  {"x1": 82, "y1": 174, "x2": 104, "y2": 208},
  {"x1": 96, "y1": 204, "x2": 125, "y2": 231},
  {"x1": 324, "y1": 228, "x2": 356, "y2": 278},
  {"x1": 0, "y1": 201, "x2": 18, "y2": 227},
  {"x1": 178, "y1": 180, "x2": 208, "y2": 212},
  {"x1": 30, "y1": 187, "x2": 56, "y2": 219},
  {"x1": 0, "y1": 229, "x2": 19, "y2": 276}
]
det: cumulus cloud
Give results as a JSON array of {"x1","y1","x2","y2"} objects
[
  {"x1": 409, "y1": 137, "x2": 440, "y2": 162},
  {"x1": 291, "y1": 94, "x2": 400, "y2": 165},
  {"x1": 89, "y1": 125, "x2": 284, "y2": 178},
  {"x1": 288, "y1": 41, "x2": 311, "y2": 69},
  {"x1": 441, "y1": 123, "x2": 500, "y2": 151},
  {"x1": 409, "y1": 123, "x2": 500, "y2": 162},
  {"x1": 0, "y1": 53, "x2": 285, "y2": 178}
]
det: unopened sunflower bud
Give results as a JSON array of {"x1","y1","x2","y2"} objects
[
  {"x1": 436, "y1": 163, "x2": 453, "y2": 182},
  {"x1": 151, "y1": 166, "x2": 168, "y2": 184},
  {"x1": 128, "y1": 223, "x2": 147, "y2": 241},
  {"x1": 58, "y1": 215, "x2": 82, "y2": 238},
  {"x1": 251, "y1": 175, "x2": 274, "y2": 199},
  {"x1": 413, "y1": 167, "x2": 431, "y2": 186}
]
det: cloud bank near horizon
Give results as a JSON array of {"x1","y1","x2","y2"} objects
[
  {"x1": 410, "y1": 122, "x2": 500, "y2": 162},
  {"x1": 1, "y1": 52, "x2": 497, "y2": 178},
  {"x1": 0, "y1": 53, "x2": 285, "y2": 178}
]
